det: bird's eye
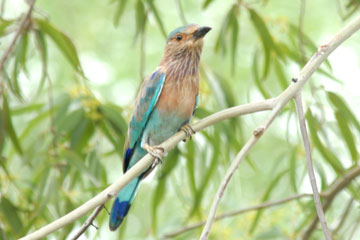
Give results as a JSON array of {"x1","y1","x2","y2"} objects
[{"x1": 176, "y1": 35, "x2": 182, "y2": 41}]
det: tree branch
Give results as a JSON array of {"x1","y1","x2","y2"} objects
[
  {"x1": 199, "y1": 15, "x2": 360, "y2": 239},
  {"x1": 162, "y1": 193, "x2": 312, "y2": 239},
  {"x1": 19, "y1": 99, "x2": 275, "y2": 240},
  {"x1": 294, "y1": 93, "x2": 330, "y2": 239},
  {"x1": 69, "y1": 204, "x2": 104, "y2": 240},
  {"x1": 163, "y1": 165, "x2": 360, "y2": 238},
  {"x1": 303, "y1": 165, "x2": 360, "y2": 239},
  {"x1": 18, "y1": 14, "x2": 360, "y2": 240},
  {"x1": 0, "y1": 0, "x2": 35, "y2": 72}
]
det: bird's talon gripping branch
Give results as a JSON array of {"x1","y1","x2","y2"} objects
[
  {"x1": 143, "y1": 143, "x2": 164, "y2": 168},
  {"x1": 180, "y1": 124, "x2": 196, "y2": 142}
]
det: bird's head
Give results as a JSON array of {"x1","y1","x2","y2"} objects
[{"x1": 161, "y1": 24, "x2": 211, "y2": 64}]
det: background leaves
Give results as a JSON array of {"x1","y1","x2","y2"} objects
[{"x1": 0, "y1": 0, "x2": 359, "y2": 239}]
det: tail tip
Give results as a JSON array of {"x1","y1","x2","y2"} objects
[{"x1": 109, "y1": 199, "x2": 131, "y2": 231}]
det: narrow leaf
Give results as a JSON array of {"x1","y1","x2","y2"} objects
[
  {"x1": 335, "y1": 111, "x2": 358, "y2": 163},
  {"x1": 3, "y1": 94, "x2": 23, "y2": 155},
  {"x1": 113, "y1": 0, "x2": 128, "y2": 27},
  {"x1": 35, "y1": 19, "x2": 83, "y2": 74}
]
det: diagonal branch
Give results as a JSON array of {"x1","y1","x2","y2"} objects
[
  {"x1": 19, "y1": 98, "x2": 275, "y2": 240},
  {"x1": 199, "y1": 15, "x2": 360, "y2": 239},
  {"x1": 294, "y1": 93, "x2": 330, "y2": 239},
  {"x1": 162, "y1": 193, "x2": 312, "y2": 239},
  {"x1": 163, "y1": 165, "x2": 360, "y2": 239},
  {"x1": 0, "y1": 0, "x2": 35, "y2": 72},
  {"x1": 19, "y1": 14, "x2": 360, "y2": 240},
  {"x1": 69, "y1": 204, "x2": 104, "y2": 240}
]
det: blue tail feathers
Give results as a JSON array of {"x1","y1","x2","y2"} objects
[{"x1": 109, "y1": 176, "x2": 141, "y2": 231}]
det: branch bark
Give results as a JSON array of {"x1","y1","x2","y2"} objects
[
  {"x1": 19, "y1": 99, "x2": 275, "y2": 240},
  {"x1": 69, "y1": 204, "x2": 104, "y2": 240},
  {"x1": 18, "y1": 13, "x2": 360, "y2": 240},
  {"x1": 303, "y1": 165, "x2": 360, "y2": 239},
  {"x1": 294, "y1": 93, "x2": 331, "y2": 239},
  {"x1": 200, "y1": 15, "x2": 360, "y2": 239},
  {"x1": 162, "y1": 193, "x2": 312, "y2": 239},
  {"x1": 0, "y1": 0, "x2": 35, "y2": 72}
]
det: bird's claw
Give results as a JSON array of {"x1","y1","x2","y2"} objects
[
  {"x1": 143, "y1": 144, "x2": 164, "y2": 168},
  {"x1": 180, "y1": 124, "x2": 196, "y2": 142}
]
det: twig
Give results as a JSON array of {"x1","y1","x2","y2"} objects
[
  {"x1": 0, "y1": 221, "x2": 7, "y2": 240},
  {"x1": 303, "y1": 165, "x2": 360, "y2": 239},
  {"x1": 162, "y1": 193, "x2": 312, "y2": 239},
  {"x1": 298, "y1": 0, "x2": 307, "y2": 65},
  {"x1": 19, "y1": 98, "x2": 275, "y2": 240},
  {"x1": 0, "y1": 0, "x2": 35, "y2": 72},
  {"x1": 175, "y1": 0, "x2": 187, "y2": 25},
  {"x1": 199, "y1": 15, "x2": 360, "y2": 239},
  {"x1": 69, "y1": 204, "x2": 104, "y2": 240},
  {"x1": 19, "y1": 14, "x2": 360, "y2": 240},
  {"x1": 0, "y1": 0, "x2": 6, "y2": 17},
  {"x1": 332, "y1": 198, "x2": 353, "y2": 236},
  {"x1": 348, "y1": 216, "x2": 360, "y2": 240},
  {"x1": 164, "y1": 165, "x2": 360, "y2": 239},
  {"x1": 294, "y1": 93, "x2": 331, "y2": 239}
]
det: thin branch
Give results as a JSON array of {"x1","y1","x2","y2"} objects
[
  {"x1": 164, "y1": 165, "x2": 360, "y2": 239},
  {"x1": 69, "y1": 204, "x2": 104, "y2": 240},
  {"x1": 298, "y1": 0, "x2": 307, "y2": 65},
  {"x1": 0, "y1": 0, "x2": 6, "y2": 17},
  {"x1": 332, "y1": 198, "x2": 353, "y2": 236},
  {"x1": 0, "y1": 0, "x2": 35, "y2": 72},
  {"x1": 19, "y1": 99, "x2": 275, "y2": 240},
  {"x1": 162, "y1": 193, "x2": 312, "y2": 239},
  {"x1": 303, "y1": 165, "x2": 360, "y2": 239},
  {"x1": 175, "y1": 0, "x2": 187, "y2": 25},
  {"x1": 199, "y1": 15, "x2": 360, "y2": 239},
  {"x1": 294, "y1": 93, "x2": 331, "y2": 239},
  {"x1": 19, "y1": 14, "x2": 360, "y2": 240}
]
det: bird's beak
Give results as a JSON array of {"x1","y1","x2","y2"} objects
[{"x1": 193, "y1": 26, "x2": 212, "y2": 40}]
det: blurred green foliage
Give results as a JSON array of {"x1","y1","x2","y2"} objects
[{"x1": 0, "y1": 0, "x2": 360, "y2": 239}]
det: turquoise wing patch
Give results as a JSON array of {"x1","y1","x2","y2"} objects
[{"x1": 128, "y1": 70, "x2": 166, "y2": 149}]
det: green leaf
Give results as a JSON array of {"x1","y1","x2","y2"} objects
[
  {"x1": 306, "y1": 109, "x2": 344, "y2": 173},
  {"x1": 327, "y1": 91, "x2": 360, "y2": 133},
  {"x1": 152, "y1": 148, "x2": 179, "y2": 234},
  {"x1": 202, "y1": 0, "x2": 215, "y2": 9},
  {"x1": 11, "y1": 103, "x2": 44, "y2": 115},
  {"x1": 134, "y1": 0, "x2": 146, "y2": 40},
  {"x1": 249, "y1": 8, "x2": 282, "y2": 79},
  {"x1": 63, "y1": 149, "x2": 99, "y2": 186},
  {"x1": 151, "y1": 179, "x2": 165, "y2": 234},
  {"x1": 273, "y1": 59, "x2": 288, "y2": 90},
  {"x1": 230, "y1": 7, "x2": 239, "y2": 73},
  {"x1": 215, "y1": 10, "x2": 231, "y2": 54},
  {"x1": 253, "y1": 50, "x2": 271, "y2": 99},
  {"x1": 147, "y1": 0, "x2": 167, "y2": 38},
  {"x1": 98, "y1": 104, "x2": 127, "y2": 137},
  {"x1": 70, "y1": 117, "x2": 94, "y2": 152},
  {"x1": 335, "y1": 111, "x2": 358, "y2": 163},
  {"x1": 0, "y1": 197, "x2": 23, "y2": 233},
  {"x1": 113, "y1": 0, "x2": 128, "y2": 27},
  {"x1": 2, "y1": 94, "x2": 23, "y2": 155},
  {"x1": 35, "y1": 19, "x2": 83, "y2": 74},
  {"x1": 34, "y1": 29, "x2": 48, "y2": 96},
  {"x1": 186, "y1": 140, "x2": 197, "y2": 195},
  {"x1": 0, "y1": 19, "x2": 14, "y2": 37},
  {"x1": 249, "y1": 170, "x2": 288, "y2": 234},
  {"x1": 289, "y1": 147, "x2": 298, "y2": 193}
]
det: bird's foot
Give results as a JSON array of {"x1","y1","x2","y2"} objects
[
  {"x1": 180, "y1": 124, "x2": 196, "y2": 142},
  {"x1": 143, "y1": 143, "x2": 164, "y2": 168}
]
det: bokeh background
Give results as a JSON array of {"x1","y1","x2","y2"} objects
[{"x1": 1, "y1": 0, "x2": 360, "y2": 239}]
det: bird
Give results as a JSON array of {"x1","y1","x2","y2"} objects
[{"x1": 109, "y1": 24, "x2": 211, "y2": 231}]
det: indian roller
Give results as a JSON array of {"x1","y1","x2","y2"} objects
[{"x1": 109, "y1": 24, "x2": 211, "y2": 231}]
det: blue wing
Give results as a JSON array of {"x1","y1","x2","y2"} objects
[{"x1": 123, "y1": 69, "x2": 166, "y2": 172}]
